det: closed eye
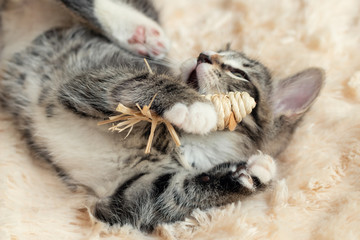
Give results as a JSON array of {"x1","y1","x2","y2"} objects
[{"x1": 228, "y1": 67, "x2": 250, "y2": 81}]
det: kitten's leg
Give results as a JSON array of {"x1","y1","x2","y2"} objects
[
  {"x1": 58, "y1": 0, "x2": 170, "y2": 58},
  {"x1": 93, "y1": 153, "x2": 276, "y2": 231},
  {"x1": 59, "y1": 69, "x2": 217, "y2": 134},
  {"x1": 162, "y1": 153, "x2": 276, "y2": 227},
  {"x1": 169, "y1": 153, "x2": 276, "y2": 209}
]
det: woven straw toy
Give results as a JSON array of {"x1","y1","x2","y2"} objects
[{"x1": 203, "y1": 92, "x2": 256, "y2": 131}]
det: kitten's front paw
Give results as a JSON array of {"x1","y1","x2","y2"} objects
[
  {"x1": 247, "y1": 153, "x2": 276, "y2": 185},
  {"x1": 230, "y1": 164, "x2": 256, "y2": 191},
  {"x1": 164, "y1": 102, "x2": 217, "y2": 134}
]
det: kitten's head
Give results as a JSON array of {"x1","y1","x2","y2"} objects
[
  {"x1": 181, "y1": 51, "x2": 324, "y2": 156},
  {"x1": 181, "y1": 50, "x2": 272, "y2": 97}
]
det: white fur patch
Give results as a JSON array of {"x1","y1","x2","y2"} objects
[
  {"x1": 93, "y1": 0, "x2": 170, "y2": 58},
  {"x1": 164, "y1": 102, "x2": 217, "y2": 135},
  {"x1": 180, "y1": 131, "x2": 248, "y2": 170},
  {"x1": 163, "y1": 103, "x2": 188, "y2": 126}
]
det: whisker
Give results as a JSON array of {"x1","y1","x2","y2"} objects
[
  {"x1": 141, "y1": 57, "x2": 176, "y2": 68},
  {"x1": 142, "y1": 56, "x2": 181, "y2": 69},
  {"x1": 216, "y1": 85, "x2": 222, "y2": 94}
]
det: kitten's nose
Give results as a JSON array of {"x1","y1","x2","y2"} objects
[
  {"x1": 198, "y1": 51, "x2": 221, "y2": 65},
  {"x1": 198, "y1": 53, "x2": 212, "y2": 64}
]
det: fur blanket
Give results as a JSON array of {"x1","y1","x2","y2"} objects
[{"x1": 1, "y1": 0, "x2": 360, "y2": 239}]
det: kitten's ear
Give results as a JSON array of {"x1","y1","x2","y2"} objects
[
  {"x1": 217, "y1": 42, "x2": 232, "y2": 52},
  {"x1": 272, "y1": 68, "x2": 324, "y2": 118}
]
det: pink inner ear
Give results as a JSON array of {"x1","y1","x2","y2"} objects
[{"x1": 273, "y1": 68, "x2": 323, "y2": 117}]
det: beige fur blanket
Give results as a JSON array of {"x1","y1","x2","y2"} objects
[{"x1": 1, "y1": 0, "x2": 360, "y2": 239}]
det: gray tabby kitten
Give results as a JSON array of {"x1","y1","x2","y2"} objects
[{"x1": 0, "y1": 0, "x2": 324, "y2": 232}]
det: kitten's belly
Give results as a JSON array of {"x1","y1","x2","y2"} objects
[
  {"x1": 180, "y1": 132, "x2": 248, "y2": 170},
  {"x1": 33, "y1": 110, "x2": 134, "y2": 197}
]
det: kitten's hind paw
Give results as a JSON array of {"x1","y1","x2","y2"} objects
[
  {"x1": 127, "y1": 25, "x2": 169, "y2": 59},
  {"x1": 164, "y1": 102, "x2": 217, "y2": 135},
  {"x1": 93, "y1": 0, "x2": 170, "y2": 59}
]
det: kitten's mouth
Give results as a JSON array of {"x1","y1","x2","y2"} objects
[
  {"x1": 183, "y1": 53, "x2": 214, "y2": 91},
  {"x1": 186, "y1": 68, "x2": 200, "y2": 91},
  {"x1": 185, "y1": 60, "x2": 210, "y2": 91}
]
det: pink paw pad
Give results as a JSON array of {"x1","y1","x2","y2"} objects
[
  {"x1": 128, "y1": 26, "x2": 146, "y2": 44},
  {"x1": 126, "y1": 25, "x2": 169, "y2": 58},
  {"x1": 137, "y1": 49, "x2": 147, "y2": 55},
  {"x1": 151, "y1": 50, "x2": 160, "y2": 56},
  {"x1": 157, "y1": 42, "x2": 165, "y2": 49},
  {"x1": 150, "y1": 42, "x2": 167, "y2": 56},
  {"x1": 151, "y1": 29, "x2": 160, "y2": 36}
]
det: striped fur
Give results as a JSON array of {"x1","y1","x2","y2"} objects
[{"x1": 0, "y1": 0, "x2": 323, "y2": 232}]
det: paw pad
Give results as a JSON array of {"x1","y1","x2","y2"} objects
[
  {"x1": 128, "y1": 26, "x2": 146, "y2": 44},
  {"x1": 126, "y1": 25, "x2": 169, "y2": 59}
]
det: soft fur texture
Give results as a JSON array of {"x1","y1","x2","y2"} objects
[{"x1": 1, "y1": 0, "x2": 360, "y2": 239}]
